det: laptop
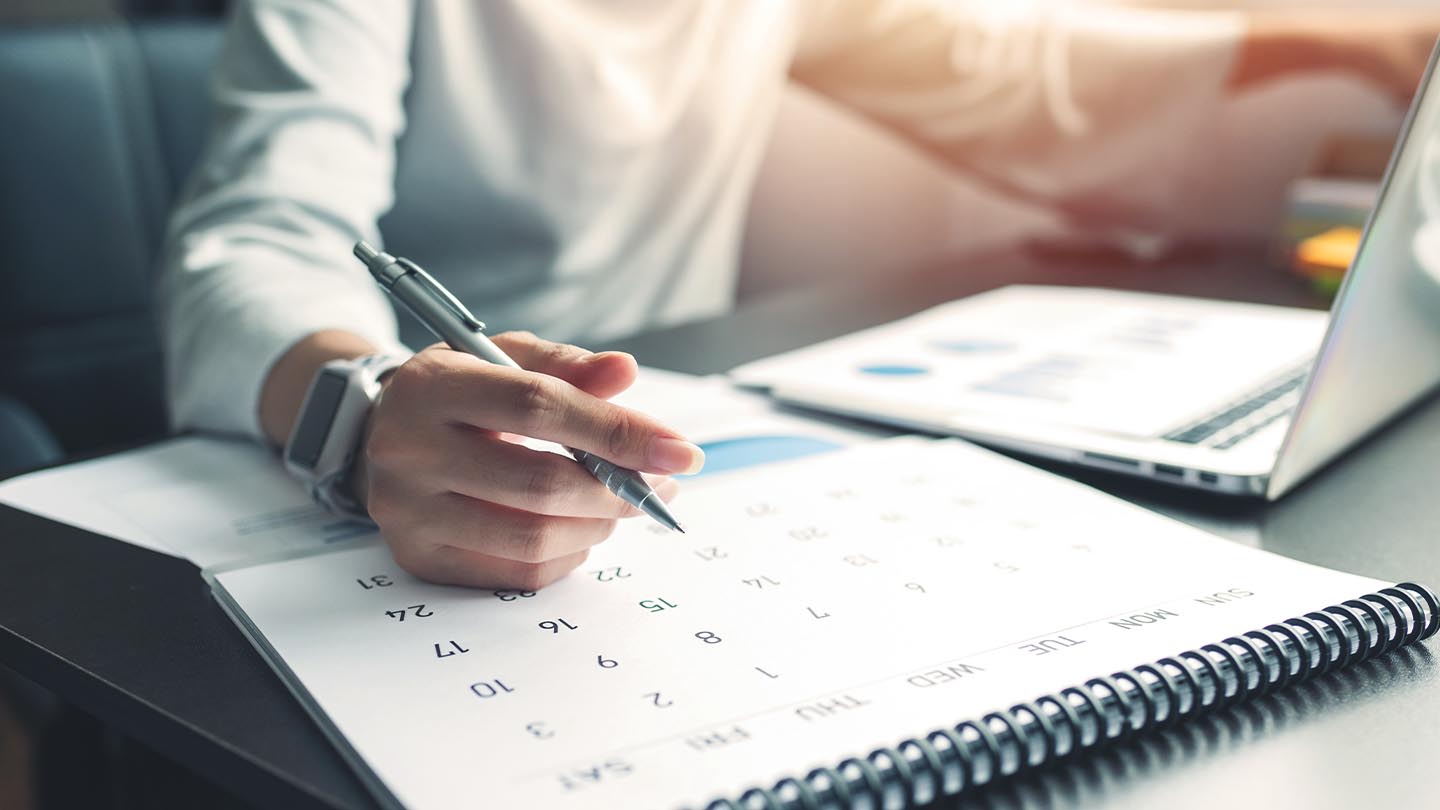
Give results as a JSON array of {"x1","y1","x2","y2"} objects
[{"x1": 731, "y1": 46, "x2": 1440, "y2": 500}]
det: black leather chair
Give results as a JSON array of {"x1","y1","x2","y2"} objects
[
  {"x1": 0, "y1": 20, "x2": 221, "y2": 475},
  {"x1": 0, "y1": 21, "x2": 227, "y2": 808}
]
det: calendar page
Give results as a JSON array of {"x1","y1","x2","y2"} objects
[{"x1": 208, "y1": 437, "x2": 1386, "y2": 810}]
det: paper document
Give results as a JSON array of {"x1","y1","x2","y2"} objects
[
  {"x1": 0, "y1": 437, "x2": 312, "y2": 559},
  {"x1": 0, "y1": 369, "x2": 877, "y2": 564},
  {"x1": 732, "y1": 287, "x2": 1327, "y2": 439}
]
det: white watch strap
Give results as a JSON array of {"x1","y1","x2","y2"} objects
[{"x1": 285, "y1": 352, "x2": 410, "y2": 520}]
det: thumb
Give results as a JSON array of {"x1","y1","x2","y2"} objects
[{"x1": 488, "y1": 331, "x2": 638, "y2": 399}]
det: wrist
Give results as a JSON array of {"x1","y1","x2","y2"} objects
[
  {"x1": 336, "y1": 366, "x2": 397, "y2": 513},
  {"x1": 284, "y1": 352, "x2": 410, "y2": 520},
  {"x1": 260, "y1": 330, "x2": 384, "y2": 448}
]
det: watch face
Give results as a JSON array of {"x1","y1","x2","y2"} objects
[{"x1": 287, "y1": 370, "x2": 349, "y2": 470}]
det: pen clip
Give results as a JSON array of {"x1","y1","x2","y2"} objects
[{"x1": 396, "y1": 258, "x2": 486, "y2": 332}]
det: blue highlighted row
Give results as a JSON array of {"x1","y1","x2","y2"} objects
[
  {"x1": 859, "y1": 364, "x2": 929, "y2": 376},
  {"x1": 691, "y1": 435, "x2": 845, "y2": 477}
]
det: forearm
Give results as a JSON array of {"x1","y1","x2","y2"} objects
[
  {"x1": 1230, "y1": 16, "x2": 1338, "y2": 90},
  {"x1": 160, "y1": 0, "x2": 415, "y2": 441},
  {"x1": 1231, "y1": 12, "x2": 1440, "y2": 103},
  {"x1": 259, "y1": 330, "x2": 384, "y2": 448},
  {"x1": 794, "y1": 2, "x2": 1241, "y2": 223}
]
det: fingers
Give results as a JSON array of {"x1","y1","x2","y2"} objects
[
  {"x1": 489, "y1": 331, "x2": 638, "y2": 400},
  {"x1": 371, "y1": 401, "x2": 683, "y2": 517},
  {"x1": 419, "y1": 492, "x2": 617, "y2": 561},
  {"x1": 397, "y1": 543, "x2": 592, "y2": 590},
  {"x1": 424, "y1": 427, "x2": 681, "y2": 517},
  {"x1": 394, "y1": 352, "x2": 704, "y2": 475},
  {"x1": 364, "y1": 338, "x2": 695, "y2": 591},
  {"x1": 369, "y1": 474, "x2": 611, "y2": 588},
  {"x1": 368, "y1": 464, "x2": 677, "y2": 590}
]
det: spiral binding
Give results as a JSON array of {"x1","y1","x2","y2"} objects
[{"x1": 702, "y1": 583, "x2": 1438, "y2": 810}]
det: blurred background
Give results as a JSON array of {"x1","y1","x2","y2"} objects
[
  {"x1": 1, "y1": 0, "x2": 221, "y2": 20},
  {"x1": 0, "y1": 1, "x2": 1429, "y2": 809},
  {"x1": 0, "y1": 0, "x2": 1421, "y2": 465}
]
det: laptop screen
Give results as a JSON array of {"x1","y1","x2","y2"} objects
[{"x1": 1269, "y1": 41, "x2": 1440, "y2": 497}]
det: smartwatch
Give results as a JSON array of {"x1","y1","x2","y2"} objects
[{"x1": 284, "y1": 353, "x2": 409, "y2": 519}]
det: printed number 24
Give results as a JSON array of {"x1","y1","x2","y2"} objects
[{"x1": 386, "y1": 604, "x2": 433, "y2": 622}]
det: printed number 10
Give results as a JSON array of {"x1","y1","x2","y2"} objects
[{"x1": 470, "y1": 679, "x2": 515, "y2": 700}]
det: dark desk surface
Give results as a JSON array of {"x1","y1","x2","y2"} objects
[{"x1": 2, "y1": 249, "x2": 1437, "y2": 810}]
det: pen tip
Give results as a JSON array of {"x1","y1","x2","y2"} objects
[{"x1": 641, "y1": 492, "x2": 685, "y2": 534}]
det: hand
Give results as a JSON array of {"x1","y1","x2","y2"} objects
[
  {"x1": 1233, "y1": 12, "x2": 1440, "y2": 106},
  {"x1": 1343, "y1": 20, "x2": 1440, "y2": 106},
  {"x1": 357, "y1": 332, "x2": 702, "y2": 589}
]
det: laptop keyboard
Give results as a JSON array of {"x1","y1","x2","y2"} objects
[{"x1": 1163, "y1": 365, "x2": 1309, "y2": 449}]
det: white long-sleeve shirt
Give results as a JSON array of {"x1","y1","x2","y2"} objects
[{"x1": 160, "y1": 0, "x2": 1243, "y2": 440}]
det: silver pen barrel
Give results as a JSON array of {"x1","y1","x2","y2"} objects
[
  {"x1": 390, "y1": 272, "x2": 519, "y2": 367},
  {"x1": 352, "y1": 240, "x2": 684, "y2": 533},
  {"x1": 575, "y1": 450, "x2": 684, "y2": 532}
]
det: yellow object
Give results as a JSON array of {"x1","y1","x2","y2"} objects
[
  {"x1": 1292, "y1": 226, "x2": 1363, "y2": 296},
  {"x1": 1294, "y1": 226, "x2": 1362, "y2": 276}
]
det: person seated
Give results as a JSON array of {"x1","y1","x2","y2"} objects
[{"x1": 162, "y1": 0, "x2": 1440, "y2": 589}]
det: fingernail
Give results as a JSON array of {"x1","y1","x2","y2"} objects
[{"x1": 647, "y1": 437, "x2": 705, "y2": 474}]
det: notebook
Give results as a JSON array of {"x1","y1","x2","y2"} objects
[{"x1": 205, "y1": 436, "x2": 1436, "y2": 810}]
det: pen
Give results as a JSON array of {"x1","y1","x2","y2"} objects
[{"x1": 352, "y1": 240, "x2": 685, "y2": 533}]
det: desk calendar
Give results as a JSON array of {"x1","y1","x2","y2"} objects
[{"x1": 206, "y1": 437, "x2": 1436, "y2": 810}]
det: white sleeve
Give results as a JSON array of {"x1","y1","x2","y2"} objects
[
  {"x1": 159, "y1": 0, "x2": 415, "y2": 441},
  {"x1": 793, "y1": 0, "x2": 1245, "y2": 232}
]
